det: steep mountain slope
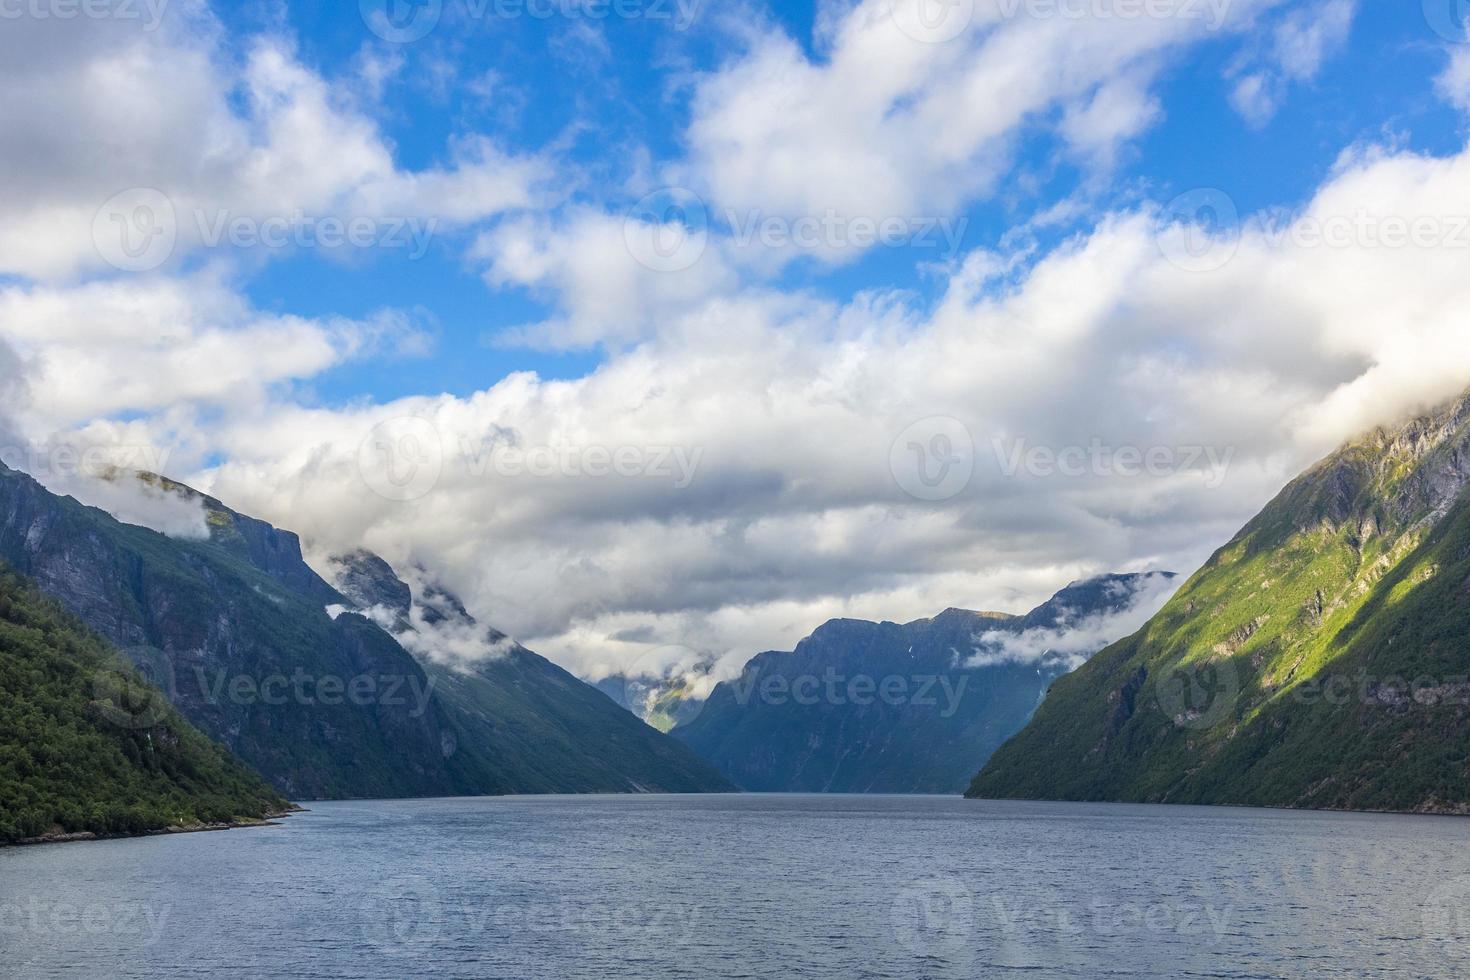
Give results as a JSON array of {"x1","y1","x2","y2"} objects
[
  {"x1": 671, "y1": 574, "x2": 1174, "y2": 793},
  {"x1": 325, "y1": 551, "x2": 735, "y2": 794},
  {"x1": 0, "y1": 463, "x2": 463, "y2": 800},
  {"x1": 0, "y1": 567, "x2": 286, "y2": 843},
  {"x1": 0, "y1": 466, "x2": 729, "y2": 799},
  {"x1": 970, "y1": 391, "x2": 1470, "y2": 813}
]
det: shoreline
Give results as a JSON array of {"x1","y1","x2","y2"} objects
[
  {"x1": 10, "y1": 793, "x2": 1466, "y2": 851},
  {"x1": 1, "y1": 806, "x2": 303, "y2": 850},
  {"x1": 962, "y1": 793, "x2": 1470, "y2": 819}
]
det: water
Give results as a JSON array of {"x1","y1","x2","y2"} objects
[{"x1": 3, "y1": 794, "x2": 1469, "y2": 979}]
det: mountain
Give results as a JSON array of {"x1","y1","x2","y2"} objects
[
  {"x1": 0, "y1": 566, "x2": 286, "y2": 843},
  {"x1": 0, "y1": 464, "x2": 729, "y2": 799},
  {"x1": 970, "y1": 391, "x2": 1470, "y2": 814},
  {"x1": 0, "y1": 463, "x2": 468, "y2": 800},
  {"x1": 324, "y1": 551, "x2": 735, "y2": 794},
  {"x1": 670, "y1": 573, "x2": 1175, "y2": 793}
]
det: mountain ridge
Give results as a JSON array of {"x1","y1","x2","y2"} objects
[
  {"x1": 0, "y1": 464, "x2": 731, "y2": 799},
  {"x1": 323, "y1": 550, "x2": 736, "y2": 795},
  {"x1": 969, "y1": 388, "x2": 1470, "y2": 813},
  {"x1": 671, "y1": 572, "x2": 1175, "y2": 793}
]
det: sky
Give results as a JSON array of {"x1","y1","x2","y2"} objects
[{"x1": 3, "y1": 0, "x2": 1470, "y2": 682}]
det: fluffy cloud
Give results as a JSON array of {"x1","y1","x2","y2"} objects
[
  {"x1": 0, "y1": 348, "x2": 207, "y2": 539},
  {"x1": 0, "y1": 272, "x2": 430, "y2": 431},
  {"x1": 1437, "y1": 45, "x2": 1470, "y2": 113},
  {"x1": 0, "y1": 5, "x2": 544, "y2": 281},
  {"x1": 190, "y1": 134, "x2": 1470, "y2": 678},
  {"x1": 1227, "y1": 0, "x2": 1355, "y2": 125},
  {"x1": 0, "y1": 339, "x2": 28, "y2": 450},
  {"x1": 474, "y1": 208, "x2": 738, "y2": 349},
  {"x1": 685, "y1": 0, "x2": 1278, "y2": 238},
  {"x1": 967, "y1": 572, "x2": 1180, "y2": 670},
  {"x1": 48, "y1": 472, "x2": 211, "y2": 541}
]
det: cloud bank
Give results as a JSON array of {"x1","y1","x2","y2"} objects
[{"x1": 968, "y1": 572, "x2": 1180, "y2": 670}]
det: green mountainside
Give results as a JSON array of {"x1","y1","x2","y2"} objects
[
  {"x1": 970, "y1": 391, "x2": 1470, "y2": 813},
  {"x1": 0, "y1": 567, "x2": 285, "y2": 843}
]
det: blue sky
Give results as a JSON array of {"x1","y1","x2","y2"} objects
[
  {"x1": 4, "y1": 0, "x2": 1470, "y2": 676},
  {"x1": 203, "y1": 0, "x2": 1466, "y2": 408}
]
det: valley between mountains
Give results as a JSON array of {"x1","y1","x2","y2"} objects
[{"x1": 7, "y1": 389, "x2": 1470, "y2": 843}]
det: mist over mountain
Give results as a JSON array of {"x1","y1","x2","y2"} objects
[
  {"x1": 0, "y1": 464, "x2": 729, "y2": 799},
  {"x1": 324, "y1": 550, "x2": 734, "y2": 794},
  {"x1": 671, "y1": 573, "x2": 1175, "y2": 793},
  {"x1": 972, "y1": 390, "x2": 1470, "y2": 813},
  {"x1": 0, "y1": 464, "x2": 458, "y2": 800}
]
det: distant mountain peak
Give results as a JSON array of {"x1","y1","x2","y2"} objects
[
  {"x1": 671, "y1": 569, "x2": 1174, "y2": 794},
  {"x1": 930, "y1": 607, "x2": 1017, "y2": 623}
]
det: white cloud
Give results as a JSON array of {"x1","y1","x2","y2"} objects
[
  {"x1": 394, "y1": 604, "x2": 520, "y2": 669},
  {"x1": 1437, "y1": 46, "x2": 1470, "y2": 114},
  {"x1": 1227, "y1": 71, "x2": 1276, "y2": 126},
  {"x1": 0, "y1": 339, "x2": 29, "y2": 450},
  {"x1": 1228, "y1": 0, "x2": 1354, "y2": 126},
  {"x1": 0, "y1": 9, "x2": 545, "y2": 281},
  {"x1": 473, "y1": 208, "x2": 738, "y2": 349},
  {"x1": 967, "y1": 572, "x2": 1180, "y2": 670},
  {"x1": 190, "y1": 134, "x2": 1470, "y2": 679},
  {"x1": 685, "y1": 0, "x2": 1277, "y2": 244},
  {"x1": 44, "y1": 470, "x2": 211, "y2": 541},
  {"x1": 1272, "y1": 0, "x2": 1355, "y2": 77},
  {"x1": 0, "y1": 272, "x2": 430, "y2": 431},
  {"x1": 323, "y1": 568, "x2": 521, "y2": 669}
]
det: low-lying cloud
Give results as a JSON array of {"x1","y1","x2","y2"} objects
[
  {"x1": 51, "y1": 471, "x2": 211, "y2": 541},
  {"x1": 327, "y1": 563, "x2": 522, "y2": 671},
  {"x1": 968, "y1": 572, "x2": 1181, "y2": 671}
]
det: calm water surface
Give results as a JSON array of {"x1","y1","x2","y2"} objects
[{"x1": 3, "y1": 794, "x2": 1469, "y2": 978}]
